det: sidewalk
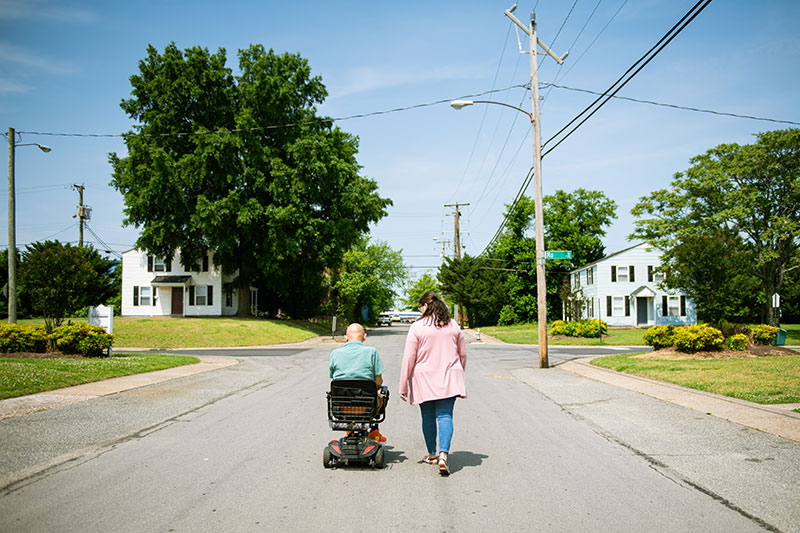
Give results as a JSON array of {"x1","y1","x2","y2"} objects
[
  {"x1": 0, "y1": 356, "x2": 239, "y2": 421},
  {"x1": 559, "y1": 357, "x2": 800, "y2": 443}
]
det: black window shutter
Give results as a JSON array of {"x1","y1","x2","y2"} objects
[
  {"x1": 202, "y1": 255, "x2": 209, "y2": 272},
  {"x1": 189, "y1": 286, "x2": 195, "y2": 306},
  {"x1": 629, "y1": 265, "x2": 635, "y2": 282},
  {"x1": 662, "y1": 296, "x2": 668, "y2": 316},
  {"x1": 648, "y1": 266, "x2": 653, "y2": 282},
  {"x1": 625, "y1": 296, "x2": 630, "y2": 316},
  {"x1": 606, "y1": 296, "x2": 612, "y2": 316},
  {"x1": 611, "y1": 266, "x2": 617, "y2": 282},
  {"x1": 165, "y1": 259, "x2": 171, "y2": 272},
  {"x1": 133, "y1": 286, "x2": 139, "y2": 306},
  {"x1": 147, "y1": 256, "x2": 153, "y2": 272},
  {"x1": 680, "y1": 296, "x2": 686, "y2": 316},
  {"x1": 208, "y1": 286, "x2": 213, "y2": 306},
  {"x1": 152, "y1": 287, "x2": 157, "y2": 306}
]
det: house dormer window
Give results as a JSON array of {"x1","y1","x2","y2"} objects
[
  {"x1": 648, "y1": 265, "x2": 665, "y2": 283},
  {"x1": 147, "y1": 255, "x2": 171, "y2": 272},
  {"x1": 611, "y1": 265, "x2": 635, "y2": 283}
]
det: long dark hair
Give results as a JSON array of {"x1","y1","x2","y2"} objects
[{"x1": 418, "y1": 291, "x2": 450, "y2": 328}]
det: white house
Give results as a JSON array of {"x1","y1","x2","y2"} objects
[
  {"x1": 569, "y1": 243, "x2": 696, "y2": 327},
  {"x1": 121, "y1": 249, "x2": 258, "y2": 317}
]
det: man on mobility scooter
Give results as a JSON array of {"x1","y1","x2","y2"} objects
[{"x1": 324, "y1": 323, "x2": 389, "y2": 468}]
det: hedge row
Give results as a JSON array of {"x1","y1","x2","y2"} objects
[
  {"x1": 551, "y1": 319, "x2": 609, "y2": 338},
  {"x1": 642, "y1": 324, "x2": 779, "y2": 353},
  {"x1": 0, "y1": 323, "x2": 114, "y2": 357}
]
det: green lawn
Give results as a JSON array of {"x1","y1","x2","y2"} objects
[
  {"x1": 591, "y1": 352, "x2": 800, "y2": 404},
  {"x1": 19, "y1": 316, "x2": 329, "y2": 348},
  {"x1": 481, "y1": 323, "x2": 646, "y2": 345},
  {"x1": 481, "y1": 323, "x2": 800, "y2": 346},
  {"x1": 0, "y1": 353, "x2": 200, "y2": 400}
]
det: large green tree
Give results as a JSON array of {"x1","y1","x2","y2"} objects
[
  {"x1": 401, "y1": 272, "x2": 441, "y2": 310},
  {"x1": 631, "y1": 129, "x2": 800, "y2": 325},
  {"x1": 19, "y1": 241, "x2": 96, "y2": 331},
  {"x1": 438, "y1": 255, "x2": 506, "y2": 327},
  {"x1": 332, "y1": 237, "x2": 407, "y2": 324},
  {"x1": 110, "y1": 43, "x2": 390, "y2": 316}
]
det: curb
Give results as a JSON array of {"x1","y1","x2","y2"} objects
[
  {"x1": 559, "y1": 357, "x2": 800, "y2": 443},
  {"x1": 0, "y1": 356, "x2": 239, "y2": 421}
]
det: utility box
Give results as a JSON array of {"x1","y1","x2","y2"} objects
[
  {"x1": 88, "y1": 304, "x2": 113, "y2": 334},
  {"x1": 774, "y1": 328, "x2": 787, "y2": 346}
]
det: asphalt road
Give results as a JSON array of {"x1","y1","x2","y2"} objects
[{"x1": 0, "y1": 325, "x2": 797, "y2": 532}]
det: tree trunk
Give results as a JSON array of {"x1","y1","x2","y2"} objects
[{"x1": 236, "y1": 279, "x2": 252, "y2": 317}]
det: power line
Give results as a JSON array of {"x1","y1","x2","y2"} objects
[
  {"x1": 541, "y1": 83, "x2": 800, "y2": 126},
  {"x1": 542, "y1": 0, "x2": 713, "y2": 156},
  {"x1": 15, "y1": 84, "x2": 528, "y2": 140}
]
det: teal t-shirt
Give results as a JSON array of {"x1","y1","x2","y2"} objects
[{"x1": 329, "y1": 341, "x2": 385, "y2": 381}]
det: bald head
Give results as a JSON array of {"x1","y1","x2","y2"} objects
[{"x1": 345, "y1": 323, "x2": 366, "y2": 342}]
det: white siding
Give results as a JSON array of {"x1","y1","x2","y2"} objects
[{"x1": 121, "y1": 248, "x2": 240, "y2": 317}]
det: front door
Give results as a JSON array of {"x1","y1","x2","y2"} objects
[
  {"x1": 171, "y1": 287, "x2": 184, "y2": 315},
  {"x1": 636, "y1": 297, "x2": 648, "y2": 326}
]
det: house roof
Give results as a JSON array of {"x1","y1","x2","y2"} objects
[
  {"x1": 569, "y1": 242, "x2": 659, "y2": 273},
  {"x1": 151, "y1": 275, "x2": 191, "y2": 285}
]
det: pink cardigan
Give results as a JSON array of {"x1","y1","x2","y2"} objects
[{"x1": 399, "y1": 317, "x2": 467, "y2": 405}]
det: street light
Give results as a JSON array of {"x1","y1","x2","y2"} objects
[{"x1": 7, "y1": 127, "x2": 52, "y2": 323}]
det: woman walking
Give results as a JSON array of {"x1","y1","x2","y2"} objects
[{"x1": 399, "y1": 292, "x2": 467, "y2": 476}]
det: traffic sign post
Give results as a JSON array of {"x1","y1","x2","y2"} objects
[{"x1": 544, "y1": 250, "x2": 572, "y2": 260}]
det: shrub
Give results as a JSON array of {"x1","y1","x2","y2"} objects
[
  {"x1": 550, "y1": 319, "x2": 608, "y2": 338},
  {"x1": 751, "y1": 324, "x2": 779, "y2": 345},
  {"x1": 725, "y1": 333, "x2": 748, "y2": 351},
  {"x1": 498, "y1": 305, "x2": 520, "y2": 326},
  {"x1": 673, "y1": 325, "x2": 724, "y2": 353},
  {"x1": 712, "y1": 320, "x2": 751, "y2": 339},
  {"x1": 642, "y1": 325, "x2": 675, "y2": 349},
  {"x1": 0, "y1": 324, "x2": 49, "y2": 353},
  {"x1": 50, "y1": 323, "x2": 114, "y2": 357},
  {"x1": 551, "y1": 320, "x2": 568, "y2": 336}
]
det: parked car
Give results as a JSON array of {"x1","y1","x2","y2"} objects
[{"x1": 377, "y1": 313, "x2": 393, "y2": 326}]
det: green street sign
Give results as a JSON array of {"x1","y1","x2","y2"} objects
[{"x1": 545, "y1": 250, "x2": 572, "y2": 260}]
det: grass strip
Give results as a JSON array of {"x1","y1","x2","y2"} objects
[
  {"x1": 0, "y1": 353, "x2": 200, "y2": 400},
  {"x1": 111, "y1": 317, "x2": 326, "y2": 348},
  {"x1": 481, "y1": 324, "x2": 646, "y2": 345},
  {"x1": 591, "y1": 353, "x2": 800, "y2": 404}
]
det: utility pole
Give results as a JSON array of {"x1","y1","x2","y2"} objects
[
  {"x1": 444, "y1": 202, "x2": 469, "y2": 260},
  {"x1": 73, "y1": 184, "x2": 90, "y2": 247},
  {"x1": 505, "y1": 5, "x2": 566, "y2": 369},
  {"x1": 7, "y1": 128, "x2": 16, "y2": 324},
  {"x1": 445, "y1": 202, "x2": 469, "y2": 326}
]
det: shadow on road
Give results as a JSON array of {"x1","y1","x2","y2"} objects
[
  {"x1": 383, "y1": 445, "x2": 408, "y2": 465},
  {"x1": 447, "y1": 450, "x2": 488, "y2": 474}
]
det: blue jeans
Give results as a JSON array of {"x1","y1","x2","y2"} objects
[{"x1": 419, "y1": 396, "x2": 456, "y2": 454}]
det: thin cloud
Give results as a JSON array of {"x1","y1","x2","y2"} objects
[
  {"x1": 0, "y1": 0, "x2": 97, "y2": 23},
  {"x1": 0, "y1": 43, "x2": 78, "y2": 75},
  {"x1": 0, "y1": 78, "x2": 30, "y2": 93}
]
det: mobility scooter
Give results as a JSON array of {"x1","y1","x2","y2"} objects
[{"x1": 324, "y1": 379, "x2": 388, "y2": 469}]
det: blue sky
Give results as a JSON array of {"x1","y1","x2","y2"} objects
[{"x1": 2, "y1": 1, "x2": 799, "y2": 288}]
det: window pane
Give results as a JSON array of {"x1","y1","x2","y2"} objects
[
  {"x1": 140, "y1": 287, "x2": 151, "y2": 306},
  {"x1": 654, "y1": 272, "x2": 665, "y2": 283},
  {"x1": 196, "y1": 286, "x2": 207, "y2": 306},
  {"x1": 617, "y1": 266, "x2": 628, "y2": 282},
  {"x1": 612, "y1": 296, "x2": 624, "y2": 316},
  {"x1": 154, "y1": 258, "x2": 165, "y2": 272},
  {"x1": 668, "y1": 296, "x2": 680, "y2": 316}
]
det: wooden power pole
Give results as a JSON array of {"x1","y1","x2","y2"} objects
[{"x1": 445, "y1": 202, "x2": 469, "y2": 326}]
